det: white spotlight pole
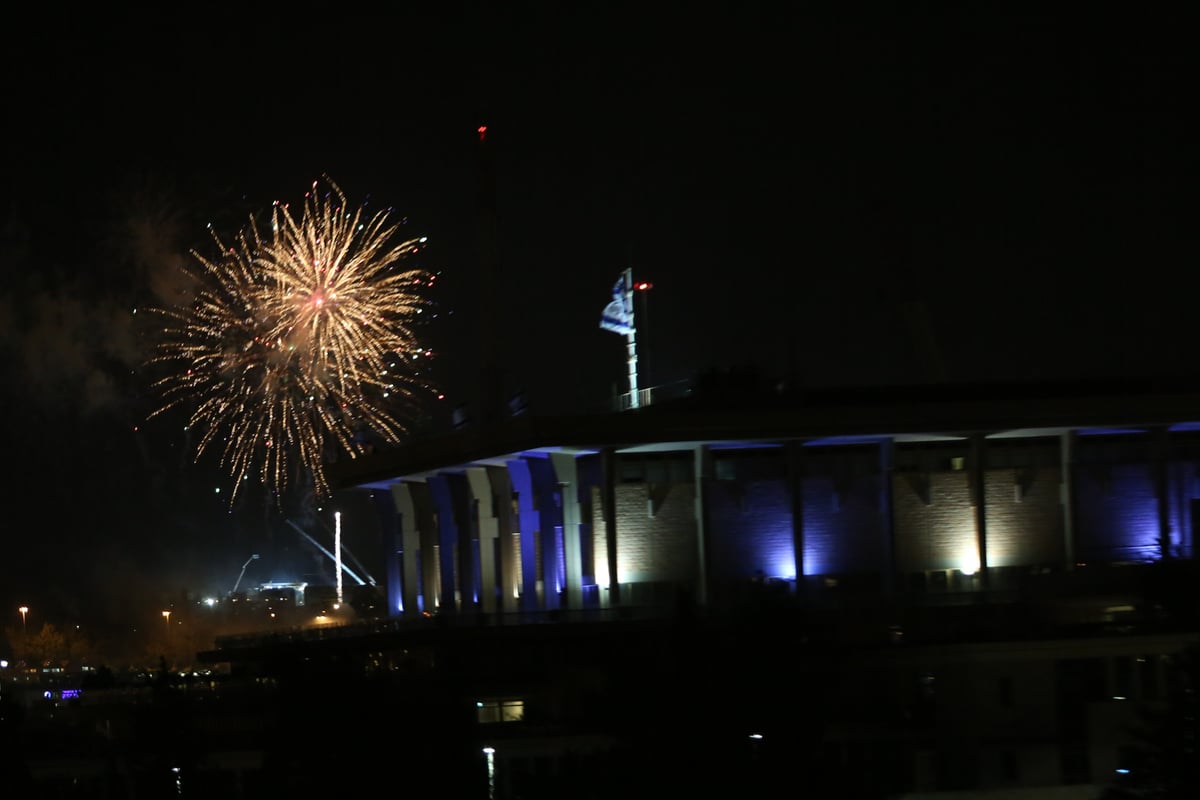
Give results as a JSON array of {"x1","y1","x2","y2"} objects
[{"x1": 335, "y1": 511, "x2": 344, "y2": 606}]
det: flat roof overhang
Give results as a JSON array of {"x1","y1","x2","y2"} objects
[{"x1": 329, "y1": 378, "x2": 1200, "y2": 490}]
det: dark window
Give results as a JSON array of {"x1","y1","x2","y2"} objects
[
  {"x1": 1138, "y1": 655, "x2": 1159, "y2": 700},
  {"x1": 1057, "y1": 658, "x2": 1105, "y2": 783},
  {"x1": 1114, "y1": 656, "x2": 1134, "y2": 699},
  {"x1": 998, "y1": 676, "x2": 1014, "y2": 708},
  {"x1": 1001, "y1": 750, "x2": 1018, "y2": 781}
]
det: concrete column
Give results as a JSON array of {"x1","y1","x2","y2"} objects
[
  {"x1": 506, "y1": 458, "x2": 541, "y2": 612},
  {"x1": 389, "y1": 482, "x2": 421, "y2": 617},
  {"x1": 487, "y1": 465, "x2": 519, "y2": 614},
  {"x1": 528, "y1": 457, "x2": 562, "y2": 610},
  {"x1": 551, "y1": 452, "x2": 584, "y2": 611},
  {"x1": 370, "y1": 487, "x2": 404, "y2": 617},
  {"x1": 450, "y1": 473, "x2": 478, "y2": 611},
  {"x1": 426, "y1": 474, "x2": 464, "y2": 613},
  {"x1": 970, "y1": 433, "x2": 989, "y2": 588},
  {"x1": 601, "y1": 447, "x2": 620, "y2": 607},
  {"x1": 467, "y1": 467, "x2": 500, "y2": 614}
]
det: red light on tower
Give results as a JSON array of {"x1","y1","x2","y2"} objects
[
  {"x1": 635, "y1": 281, "x2": 653, "y2": 291},
  {"x1": 477, "y1": 125, "x2": 488, "y2": 141}
]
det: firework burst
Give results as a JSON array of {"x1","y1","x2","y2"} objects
[{"x1": 147, "y1": 177, "x2": 436, "y2": 503}]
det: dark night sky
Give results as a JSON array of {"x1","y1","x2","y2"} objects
[{"x1": 0, "y1": 4, "x2": 1193, "y2": 633}]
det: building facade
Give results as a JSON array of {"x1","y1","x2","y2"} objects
[
  {"x1": 334, "y1": 380, "x2": 1198, "y2": 624},
  {"x1": 194, "y1": 379, "x2": 1200, "y2": 798}
]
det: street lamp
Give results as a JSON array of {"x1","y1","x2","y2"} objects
[
  {"x1": 162, "y1": 610, "x2": 171, "y2": 642},
  {"x1": 18, "y1": 605, "x2": 28, "y2": 635}
]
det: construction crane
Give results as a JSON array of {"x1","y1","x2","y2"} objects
[{"x1": 232, "y1": 553, "x2": 260, "y2": 594}]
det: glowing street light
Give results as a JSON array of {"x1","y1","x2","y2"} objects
[
  {"x1": 162, "y1": 610, "x2": 171, "y2": 642},
  {"x1": 18, "y1": 605, "x2": 28, "y2": 635}
]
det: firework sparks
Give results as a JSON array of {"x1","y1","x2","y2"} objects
[{"x1": 147, "y1": 177, "x2": 436, "y2": 503}]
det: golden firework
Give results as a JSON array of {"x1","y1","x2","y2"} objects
[{"x1": 147, "y1": 177, "x2": 435, "y2": 503}]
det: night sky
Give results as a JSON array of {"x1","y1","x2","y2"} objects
[{"x1": 0, "y1": 5, "x2": 1192, "y2": 634}]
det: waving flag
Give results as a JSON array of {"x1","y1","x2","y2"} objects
[{"x1": 599, "y1": 272, "x2": 634, "y2": 335}]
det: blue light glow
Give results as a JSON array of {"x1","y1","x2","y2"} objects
[{"x1": 1075, "y1": 464, "x2": 1164, "y2": 562}]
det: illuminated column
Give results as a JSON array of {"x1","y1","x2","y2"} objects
[
  {"x1": 467, "y1": 467, "x2": 500, "y2": 614},
  {"x1": 427, "y1": 474, "x2": 464, "y2": 613},
  {"x1": 550, "y1": 452, "x2": 584, "y2": 611},
  {"x1": 601, "y1": 447, "x2": 621, "y2": 607},
  {"x1": 413, "y1": 482, "x2": 441, "y2": 614},
  {"x1": 507, "y1": 459, "x2": 541, "y2": 612},
  {"x1": 448, "y1": 473, "x2": 478, "y2": 611},
  {"x1": 527, "y1": 458, "x2": 563, "y2": 611},
  {"x1": 486, "y1": 466, "x2": 520, "y2": 614},
  {"x1": 970, "y1": 434, "x2": 990, "y2": 587},
  {"x1": 391, "y1": 482, "x2": 422, "y2": 616},
  {"x1": 372, "y1": 488, "x2": 404, "y2": 616}
]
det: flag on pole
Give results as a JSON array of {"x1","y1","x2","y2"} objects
[{"x1": 599, "y1": 273, "x2": 634, "y2": 335}]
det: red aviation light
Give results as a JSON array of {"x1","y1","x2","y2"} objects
[
  {"x1": 635, "y1": 281, "x2": 653, "y2": 291},
  {"x1": 477, "y1": 125, "x2": 488, "y2": 141}
]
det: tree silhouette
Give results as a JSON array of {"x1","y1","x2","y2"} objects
[{"x1": 20, "y1": 622, "x2": 69, "y2": 668}]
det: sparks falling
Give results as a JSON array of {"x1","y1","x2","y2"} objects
[{"x1": 147, "y1": 177, "x2": 436, "y2": 503}]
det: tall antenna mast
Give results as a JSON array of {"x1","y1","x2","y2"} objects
[{"x1": 474, "y1": 121, "x2": 505, "y2": 426}]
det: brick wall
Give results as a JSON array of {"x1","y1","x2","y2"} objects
[
  {"x1": 892, "y1": 468, "x2": 1070, "y2": 573},
  {"x1": 803, "y1": 473, "x2": 885, "y2": 575},
  {"x1": 893, "y1": 470, "x2": 977, "y2": 573},
  {"x1": 983, "y1": 466, "x2": 1064, "y2": 568},
  {"x1": 597, "y1": 481, "x2": 697, "y2": 585},
  {"x1": 577, "y1": 438, "x2": 1200, "y2": 597},
  {"x1": 1075, "y1": 463, "x2": 1159, "y2": 563},
  {"x1": 707, "y1": 478, "x2": 794, "y2": 581}
]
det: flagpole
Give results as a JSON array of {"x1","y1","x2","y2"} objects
[
  {"x1": 599, "y1": 267, "x2": 641, "y2": 410},
  {"x1": 624, "y1": 266, "x2": 640, "y2": 409}
]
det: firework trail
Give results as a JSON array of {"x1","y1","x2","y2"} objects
[{"x1": 147, "y1": 177, "x2": 436, "y2": 503}]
